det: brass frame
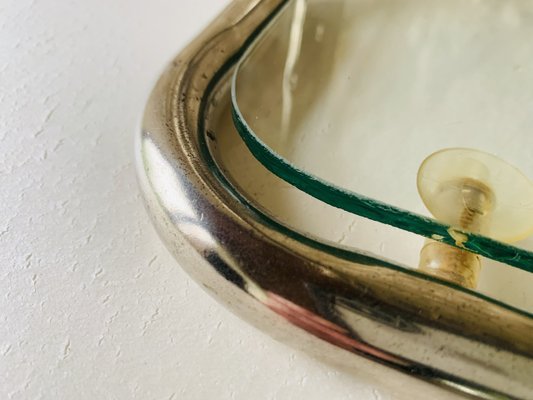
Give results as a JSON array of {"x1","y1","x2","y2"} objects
[{"x1": 136, "y1": 1, "x2": 533, "y2": 398}]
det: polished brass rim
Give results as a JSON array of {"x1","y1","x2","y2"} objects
[{"x1": 137, "y1": 1, "x2": 533, "y2": 398}]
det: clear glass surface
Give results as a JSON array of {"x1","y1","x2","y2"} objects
[{"x1": 232, "y1": 0, "x2": 533, "y2": 274}]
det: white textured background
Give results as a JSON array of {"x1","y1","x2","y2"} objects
[{"x1": 0, "y1": 1, "x2": 391, "y2": 399}]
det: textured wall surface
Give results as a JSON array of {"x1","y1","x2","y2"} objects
[{"x1": 0, "y1": 1, "x2": 392, "y2": 399}]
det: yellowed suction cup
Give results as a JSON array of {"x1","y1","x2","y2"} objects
[{"x1": 418, "y1": 148, "x2": 533, "y2": 243}]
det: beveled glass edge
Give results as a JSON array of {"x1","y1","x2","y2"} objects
[{"x1": 229, "y1": 5, "x2": 533, "y2": 275}]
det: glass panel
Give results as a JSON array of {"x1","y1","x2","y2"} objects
[
  {"x1": 207, "y1": 80, "x2": 533, "y2": 314},
  {"x1": 231, "y1": 0, "x2": 533, "y2": 274}
]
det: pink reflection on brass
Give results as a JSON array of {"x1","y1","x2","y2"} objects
[{"x1": 265, "y1": 291, "x2": 400, "y2": 364}]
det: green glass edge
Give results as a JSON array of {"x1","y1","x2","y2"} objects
[{"x1": 229, "y1": 56, "x2": 533, "y2": 275}]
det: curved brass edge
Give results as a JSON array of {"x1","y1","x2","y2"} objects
[{"x1": 136, "y1": 1, "x2": 533, "y2": 399}]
